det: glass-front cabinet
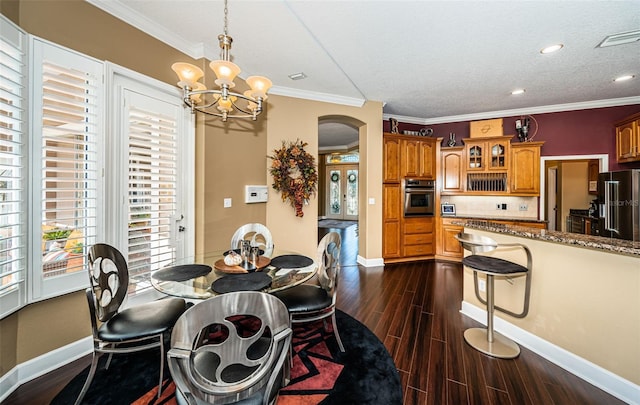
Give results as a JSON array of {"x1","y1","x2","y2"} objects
[{"x1": 464, "y1": 136, "x2": 511, "y2": 172}]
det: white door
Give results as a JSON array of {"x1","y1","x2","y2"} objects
[{"x1": 325, "y1": 165, "x2": 358, "y2": 220}]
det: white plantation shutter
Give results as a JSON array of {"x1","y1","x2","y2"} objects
[
  {"x1": 124, "y1": 90, "x2": 181, "y2": 292},
  {"x1": 31, "y1": 39, "x2": 103, "y2": 300},
  {"x1": 0, "y1": 16, "x2": 27, "y2": 318}
]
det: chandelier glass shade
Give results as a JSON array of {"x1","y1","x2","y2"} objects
[{"x1": 171, "y1": 0, "x2": 272, "y2": 121}]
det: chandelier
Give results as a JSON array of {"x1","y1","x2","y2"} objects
[{"x1": 171, "y1": 0, "x2": 272, "y2": 121}]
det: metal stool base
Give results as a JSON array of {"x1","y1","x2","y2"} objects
[{"x1": 464, "y1": 328, "x2": 520, "y2": 359}]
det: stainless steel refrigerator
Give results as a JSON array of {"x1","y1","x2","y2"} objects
[{"x1": 597, "y1": 169, "x2": 640, "y2": 241}]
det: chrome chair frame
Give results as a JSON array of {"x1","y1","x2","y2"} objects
[
  {"x1": 230, "y1": 223, "x2": 275, "y2": 257},
  {"x1": 274, "y1": 231, "x2": 344, "y2": 353},
  {"x1": 76, "y1": 243, "x2": 186, "y2": 405},
  {"x1": 168, "y1": 291, "x2": 292, "y2": 405}
]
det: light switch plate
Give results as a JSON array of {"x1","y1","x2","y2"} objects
[{"x1": 223, "y1": 198, "x2": 232, "y2": 208}]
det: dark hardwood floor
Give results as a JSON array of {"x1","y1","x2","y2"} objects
[{"x1": 4, "y1": 224, "x2": 625, "y2": 404}]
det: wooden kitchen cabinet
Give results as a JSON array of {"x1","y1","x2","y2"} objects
[
  {"x1": 615, "y1": 112, "x2": 640, "y2": 163},
  {"x1": 383, "y1": 136, "x2": 401, "y2": 183},
  {"x1": 401, "y1": 138, "x2": 436, "y2": 179},
  {"x1": 402, "y1": 217, "x2": 434, "y2": 257},
  {"x1": 382, "y1": 184, "x2": 401, "y2": 258},
  {"x1": 441, "y1": 147, "x2": 465, "y2": 192},
  {"x1": 511, "y1": 142, "x2": 543, "y2": 195},
  {"x1": 436, "y1": 217, "x2": 463, "y2": 261}
]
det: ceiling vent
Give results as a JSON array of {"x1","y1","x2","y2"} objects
[{"x1": 596, "y1": 29, "x2": 640, "y2": 48}]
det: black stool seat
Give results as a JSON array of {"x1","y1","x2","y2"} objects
[{"x1": 462, "y1": 255, "x2": 527, "y2": 276}]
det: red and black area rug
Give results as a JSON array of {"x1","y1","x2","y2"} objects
[{"x1": 52, "y1": 310, "x2": 402, "y2": 405}]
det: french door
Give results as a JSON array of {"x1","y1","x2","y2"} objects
[{"x1": 325, "y1": 164, "x2": 358, "y2": 220}]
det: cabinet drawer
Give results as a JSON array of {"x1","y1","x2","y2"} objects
[
  {"x1": 404, "y1": 233, "x2": 434, "y2": 245},
  {"x1": 404, "y1": 219, "x2": 434, "y2": 234},
  {"x1": 404, "y1": 244, "x2": 434, "y2": 256}
]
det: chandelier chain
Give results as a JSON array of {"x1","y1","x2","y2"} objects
[{"x1": 223, "y1": 0, "x2": 229, "y2": 37}]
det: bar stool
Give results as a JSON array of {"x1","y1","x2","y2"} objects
[{"x1": 455, "y1": 232, "x2": 532, "y2": 359}]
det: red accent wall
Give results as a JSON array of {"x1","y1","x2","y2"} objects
[{"x1": 385, "y1": 104, "x2": 640, "y2": 171}]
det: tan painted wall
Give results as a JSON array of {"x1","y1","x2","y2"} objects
[
  {"x1": 265, "y1": 96, "x2": 383, "y2": 260},
  {"x1": 560, "y1": 161, "x2": 592, "y2": 228},
  {"x1": 462, "y1": 229, "x2": 640, "y2": 385}
]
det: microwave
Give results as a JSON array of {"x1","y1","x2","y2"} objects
[{"x1": 404, "y1": 179, "x2": 435, "y2": 216}]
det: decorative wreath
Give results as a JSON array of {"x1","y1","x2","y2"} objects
[
  {"x1": 348, "y1": 173, "x2": 357, "y2": 183},
  {"x1": 331, "y1": 173, "x2": 340, "y2": 182},
  {"x1": 268, "y1": 140, "x2": 318, "y2": 217}
]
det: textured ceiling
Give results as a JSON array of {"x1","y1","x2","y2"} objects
[{"x1": 88, "y1": 0, "x2": 640, "y2": 148}]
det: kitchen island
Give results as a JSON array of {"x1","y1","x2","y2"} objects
[{"x1": 454, "y1": 220, "x2": 639, "y2": 404}]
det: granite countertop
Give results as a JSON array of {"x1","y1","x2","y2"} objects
[{"x1": 453, "y1": 219, "x2": 640, "y2": 258}]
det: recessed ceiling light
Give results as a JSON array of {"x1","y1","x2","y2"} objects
[
  {"x1": 511, "y1": 89, "x2": 525, "y2": 95},
  {"x1": 614, "y1": 75, "x2": 635, "y2": 82},
  {"x1": 288, "y1": 72, "x2": 307, "y2": 80},
  {"x1": 540, "y1": 44, "x2": 563, "y2": 54}
]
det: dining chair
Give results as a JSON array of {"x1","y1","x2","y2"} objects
[
  {"x1": 272, "y1": 231, "x2": 345, "y2": 352},
  {"x1": 76, "y1": 243, "x2": 187, "y2": 405},
  {"x1": 230, "y1": 223, "x2": 275, "y2": 257},
  {"x1": 167, "y1": 291, "x2": 292, "y2": 405}
]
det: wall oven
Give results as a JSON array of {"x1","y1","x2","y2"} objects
[{"x1": 404, "y1": 179, "x2": 435, "y2": 216}]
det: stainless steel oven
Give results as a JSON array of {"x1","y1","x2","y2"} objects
[{"x1": 404, "y1": 179, "x2": 435, "y2": 216}]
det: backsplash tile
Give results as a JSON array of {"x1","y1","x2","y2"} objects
[{"x1": 441, "y1": 195, "x2": 538, "y2": 219}]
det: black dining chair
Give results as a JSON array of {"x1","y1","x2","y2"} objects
[
  {"x1": 272, "y1": 231, "x2": 345, "y2": 352},
  {"x1": 167, "y1": 291, "x2": 292, "y2": 404},
  {"x1": 75, "y1": 243, "x2": 187, "y2": 405}
]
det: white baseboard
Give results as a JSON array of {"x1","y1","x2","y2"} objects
[
  {"x1": 0, "y1": 336, "x2": 93, "y2": 403},
  {"x1": 356, "y1": 255, "x2": 384, "y2": 267},
  {"x1": 461, "y1": 301, "x2": 639, "y2": 405}
]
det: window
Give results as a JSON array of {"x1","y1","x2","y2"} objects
[
  {"x1": 0, "y1": 16, "x2": 27, "y2": 318},
  {"x1": 0, "y1": 16, "x2": 194, "y2": 316},
  {"x1": 30, "y1": 38, "x2": 103, "y2": 301}
]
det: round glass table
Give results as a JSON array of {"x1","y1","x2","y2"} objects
[{"x1": 150, "y1": 250, "x2": 317, "y2": 299}]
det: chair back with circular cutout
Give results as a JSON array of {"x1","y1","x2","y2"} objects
[
  {"x1": 87, "y1": 243, "x2": 129, "y2": 322},
  {"x1": 168, "y1": 291, "x2": 292, "y2": 404},
  {"x1": 230, "y1": 223, "x2": 274, "y2": 257}
]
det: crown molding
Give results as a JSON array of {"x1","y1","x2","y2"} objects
[
  {"x1": 86, "y1": 0, "x2": 206, "y2": 59},
  {"x1": 383, "y1": 96, "x2": 640, "y2": 125},
  {"x1": 269, "y1": 85, "x2": 365, "y2": 108}
]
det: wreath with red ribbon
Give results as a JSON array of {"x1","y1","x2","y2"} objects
[{"x1": 268, "y1": 140, "x2": 318, "y2": 217}]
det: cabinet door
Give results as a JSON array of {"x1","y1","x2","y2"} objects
[
  {"x1": 441, "y1": 148, "x2": 464, "y2": 192},
  {"x1": 383, "y1": 137, "x2": 401, "y2": 183},
  {"x1": 511, "y1": 144, "x2": 541, "y2": 195},
  {"x1": 616, "y1": 119, "x2": 638, "y2": 162},
  {"x1": 401, "y1": 139, "x2": 420, "y2": 177},
  {"x1": 488, "y1": 140, "x2": 509, "y2": 170},
  {"x1": 467, "y1": 144, "x2": 484, "y2": 171},
  {"x1": 382, "y1": 184, "x2": 401, "y2": 258},
  {"x1": 441, "y1": 224, "x2": 464, "y2": 258},
  {"x1": 419, "y1": 141, "x2": 435, "y2": 179}
]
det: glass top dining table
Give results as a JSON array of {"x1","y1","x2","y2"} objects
[{"x1": 150, "y1": 250, "x2": 318, "y2": 299}]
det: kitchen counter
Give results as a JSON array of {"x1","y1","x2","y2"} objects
[
  {"x1": 457, "y1": 226, "x2": 640, "y2": 395},
  {"x1": 453, "y1": 219, "x2": 640, "y2": 257}
]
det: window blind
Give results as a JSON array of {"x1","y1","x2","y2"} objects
[
  {"x1": 30, "y1": 39, "x2": 103, "y2": 303},
  {"x1": 0, "y1": 17, "x2": 27, "y2": 317},
  {"x1": 126, "y1": 95, "x2": 179, "y2": 291}
]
